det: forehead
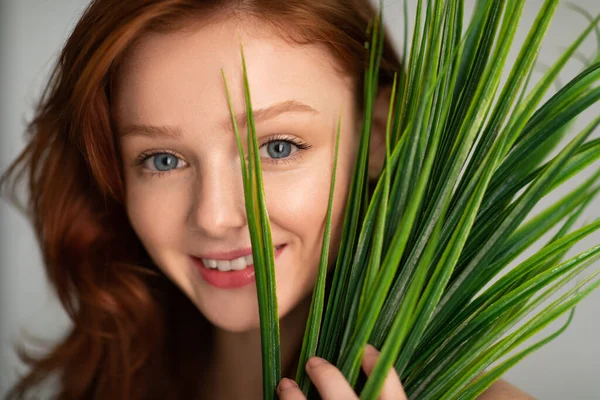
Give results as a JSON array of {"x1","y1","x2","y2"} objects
[{"x1": 111, "y1": 18, "x2": 354, "y2": 131}]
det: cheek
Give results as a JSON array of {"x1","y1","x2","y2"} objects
[
  {"x1": 124, "y1": 175, "x2": 189, "y2": 253},
  {"x1": 265, "y1": 171, "x2": 331, "y2": 232},
  {"x1": 262, "y1": 139, "x2": 355, "y2": 258}
]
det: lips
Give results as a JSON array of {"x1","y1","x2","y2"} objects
[
  {"x1": 195, "y1": 244, "x2": 285, "y2": 261},
  {"x1": 191, "y1": 244, "x2": 287, "y2": 289}
]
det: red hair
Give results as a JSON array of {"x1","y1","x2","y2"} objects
[{"x1": 1, "y1": 0, "x2": 401, "y2": 398}]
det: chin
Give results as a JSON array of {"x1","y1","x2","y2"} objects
[
  {"x1": 204, "y1": 310, "x2": 262, "y2": 333},
  {"x1": 194, "y1": 295, "x2": 298, "y2": 334},
  {"x1": 190, "y1": 293, "x2": 261, "y2": 332}
]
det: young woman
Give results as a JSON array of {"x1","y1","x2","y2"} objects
[{"x1": 2, "y1": 0, "x2": 534, "y2": 398}]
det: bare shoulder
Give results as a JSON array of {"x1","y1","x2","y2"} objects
[{"x1": 477, "y1": 379, "x2": 536, "y2": 400}]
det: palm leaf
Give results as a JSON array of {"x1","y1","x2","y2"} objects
[
  {"x1": 295, "y1": 112, "x2": 343, "y2": 395},
  {"x1": 224, "y1": 1, "x2": 600, "y2": 398},
  {"x1": 221, "y1": 48, "x2": 281, "y2": 399}
]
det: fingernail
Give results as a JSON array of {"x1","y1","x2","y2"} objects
[
  {"x1": 278, "y1": 378, "x2": 298, "y2": 392},
  {"x1": 365, "y1": 344, "x2": 379, "y2": 354},
  {"x1": 307, "y1": 356, "x2": 328, "y2": 369}
]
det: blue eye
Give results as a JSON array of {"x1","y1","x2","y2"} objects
[
  {"x1": 259, "y1": 136, "x2": 312, "y2": 163},
  {"x1": 153, "y1": 153, "x2": 179, "y2": 171},
  {"x1": 264, "y1": 141, "x2": 293, "y2": 159},
  {"x1": 137, "y1": 152, "x2": 186, "y2": 173}
]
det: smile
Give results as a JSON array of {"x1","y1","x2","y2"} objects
[
  {"x1": 200, "y1": 244, "x2": 286, "y2": 272},
  {"x1": 190, "y1": 244, "x2": 287, "y2": 289}
]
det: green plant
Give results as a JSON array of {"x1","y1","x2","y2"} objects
[{"x1": 223, "y1": 0, "x2": 600, "y2": 398}]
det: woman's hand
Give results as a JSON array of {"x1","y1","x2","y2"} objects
[{"x1": 277, "y1": 344, "x2": 407, "y2": 400}]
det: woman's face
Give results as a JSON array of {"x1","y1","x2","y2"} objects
[{"x1": 113, "y1": 18, "x2": 359, "y2": 332}]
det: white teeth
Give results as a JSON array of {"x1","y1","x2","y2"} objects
[
  {"x1": 202, "y1": 255, "x2": 248, "y2": 271},
  {"x1": 201, "y1": 246, "x2": 281, "y2": 271},
  {"x1": 230, "y1": 257, "x2": 246, "y2": 271},
  {"x1": 216, "y1": 260, "x2": 231, "y2": 271}
]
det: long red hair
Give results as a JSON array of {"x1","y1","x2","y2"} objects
[{"x1": 1, "y1": 0, "x2": 401, "y2": 398}]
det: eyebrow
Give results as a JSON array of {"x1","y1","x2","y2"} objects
[
  {"x1": 224, "y1": 100, "x2": 319, "y2": 131},
  {"x1": 120, "y1": 124, "x2": 183, "y2": 140},
  {"x1": 119, "y1": 100, "x2": 318, "y2": 140}
]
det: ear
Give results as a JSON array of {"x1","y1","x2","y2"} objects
[{"x1": 368, "y1": 85, "x2": 394, "y2": 182}]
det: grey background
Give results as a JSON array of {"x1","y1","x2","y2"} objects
[{"x1": 1, "y1": 0, "x2": 599, "y2": 398}]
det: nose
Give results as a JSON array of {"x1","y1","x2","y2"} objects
[{"x1": 187, "y1": 159, "x2": 247, "y2": 238}]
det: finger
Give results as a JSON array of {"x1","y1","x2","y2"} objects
[
  {"x1": 277, "y1": 378, "x2": 306, "y2": 400},
  {"x1": 361, "y1": 344, "x2": 407, "y2": 400},
  {"x1": 305, "y1": 357, "x2": 359, "y2": 400}
]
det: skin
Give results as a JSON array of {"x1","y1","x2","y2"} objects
[
  {"x1": 277, "y1": 344, "x2": 407, "y2": 400},
  {"x1": 112, "y1": 16, "x2": 534, "y2": 400}
]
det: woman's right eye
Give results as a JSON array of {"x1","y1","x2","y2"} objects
[{"x1": 137, "y1": 151, "x2": 188, "y2": 174}]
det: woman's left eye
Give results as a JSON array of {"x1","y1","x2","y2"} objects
[{"x1": 259, "y1": 136, "x2": 312, "y2": 164}]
